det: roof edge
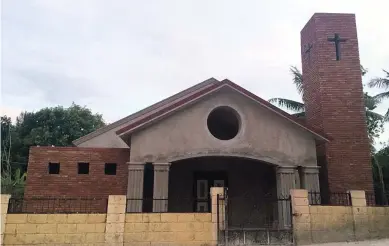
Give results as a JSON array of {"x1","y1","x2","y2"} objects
[
  {"x1": 72, "y1": 78, "x2": 220, "y2": 146},
  {"x1": 116, "y1": 79, "x2": 330, "y2": 141}
]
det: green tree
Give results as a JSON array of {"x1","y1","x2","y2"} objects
[
  {"x1": 373, "y1": 144, "x2": 389, "y2": 204},
  {"x1": 1, "y1": 116, "x2": 26, "y2": 196},
  {"x1": 269, "y1": 66, "x2": 384, "y2": 142},
  {"x1": 368, "y1": 69, "x2": 389, "y2": 120},
  {"x1": 1, "y1": 116, "x2": 13, "y2": 167},
  {"x1": 11, "y1": 103, "x2": 105, "y2": 165},
  {"x1": 1, "y1": 103, "x2": 105, "y2": 195}
]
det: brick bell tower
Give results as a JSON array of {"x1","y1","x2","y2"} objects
[{"x1": 300, "y1": 13, "x2": 373, "y2": 194}]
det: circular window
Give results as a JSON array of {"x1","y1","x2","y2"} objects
[{"x1": 207, "y1": 106, "x2": 240, "y2": 140}]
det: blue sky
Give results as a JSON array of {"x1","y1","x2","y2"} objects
[{"x1": 1, "y1": 0, "x2": 388, "y2": 146}]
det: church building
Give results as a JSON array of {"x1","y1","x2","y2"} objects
[{"x1": 24, "y1": 13, "x2": 373, "y2": 223}]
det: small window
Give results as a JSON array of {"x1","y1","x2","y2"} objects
[
  {"x1": 78, "y1": 162, "x2": 89, "y2": 174},
  {"x1": 105, "y1": 163, "x2": 117, "y2": 175},
  {"x1": 48, "y1": 162, "x2": 60, "y2": 174}
]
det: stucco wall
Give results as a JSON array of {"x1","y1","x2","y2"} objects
[
  {"x1": 1, "y1": 195, "x2": 216, "y2": 246},
  {"x1": 77, "y1": 130, "x2": 129, "y2": 148},
  {"x1": 124, "y1": 213, "x2": 214, "y2": 245},
  {"x1": 130, "y1": 88, "x2": 317, "y2": 167},
  {"x1": 3, "y1": 214, "x2": 107, "y2": 245},
  {"x1": 291, "y1": 190, "x2": 389, "y2": 245}
]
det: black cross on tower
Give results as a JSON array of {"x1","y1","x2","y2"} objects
[
  {"x1": 304, "y1": 43, "x2": 313, "y2": 64},
  {"x1": 327, "y1": 33, "x2": 347, "y2": 61}
]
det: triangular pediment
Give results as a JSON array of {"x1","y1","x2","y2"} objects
[{"x1": 116, "y1": 79, "x2": 328, "y2": 141}]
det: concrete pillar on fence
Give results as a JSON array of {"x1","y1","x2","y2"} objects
[
  {"x1": 276, "y1": 166, "x2": 297, "y2": 229},
  {"x1": 211, "y1": 187, "x2": 225, "y2": 243},
  {"x1": 1, "y1": 194, "x2": 11, "y2": 245},
  {"x1": 152, "y1": 162, "x2": 171, "y2": 212},
  {"x1": 126, "y1": 162, "x2": 145, "y2": 212},
  {"x1": 290, "y1": 189, "x2": 312, "y2": 245},
  {"x1": 348, "y1": 190, "x2": 368, "y2": 241},
  {"x1": 105, "y1": 195, "x2": 126, "y2": 245}
]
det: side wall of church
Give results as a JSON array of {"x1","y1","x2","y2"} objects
[{"x1": 25, "y1": 147, "x2": 130, "y2": 198}]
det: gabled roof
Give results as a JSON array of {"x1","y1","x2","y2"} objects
[
  {"x1": 73, "y1": 78, "x2": 220, "y2": 145},
  {"x1": 114, "y1": 79, "x2": 330, "y2": 141}
]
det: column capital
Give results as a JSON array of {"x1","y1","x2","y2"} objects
[
  {"x1": 127, "y1": 162, "x2": 146, "y2": 170},
  {"x1": 276, "y1": 166, "x2": 297, "y2": 174},
  {"x1": 152, "y1": 162, "x2": 171, "y2": 171},
  {"x1": 301, "y1": 166, "x2": 320, "y2": 174}
]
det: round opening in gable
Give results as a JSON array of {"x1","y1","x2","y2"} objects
[{"x1": 207, "y1": 106, "x2": 240, "y2": 140}]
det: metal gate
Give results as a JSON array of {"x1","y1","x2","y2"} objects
[{"x1": 217, "y1": 189, "x2": 293, "y2": 245}]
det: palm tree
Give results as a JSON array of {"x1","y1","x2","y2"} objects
[
  {"x1": 269, "y1": 66, "x2": 384, "y2": 142},
  {"x1": 368, "y1": 69, "x2": 389, "y2": 120},
  {"x1": 268, "y1": 66, "x2": 305, "y2": 115}
]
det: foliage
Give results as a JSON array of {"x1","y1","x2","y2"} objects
[
  {"x1": 1, "y1": 116, "x2": 14, "y2": 167},
  {"x1": 1, "y1": 103, "x2": 105, "y2": 196},
  {"x1": 372, "y1": 144, "x2": 389, "y2": 203},
  {"x1": 268, "y1": 66, "x2": 384, "y2": 143},
  {"x1": 268, "y1": 67, "x2": 305, "y2": 113},
  {"x1": 364, "y1": 93, "x2": 385, "y2": 144},
  {"x1": 368, "y1": 69, "x2": 389, "y2": 120},
  {"x1": 268, "y1": 98, "x2": 305, "y2": 112},
  {"x1": 1, "y1": 164, "x2": 26, "y2": 196},
  {"x1": 10, "y1": 103, "x2": 105, "y2": 165}
]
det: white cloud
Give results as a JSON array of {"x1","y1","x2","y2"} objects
[{"x1": 1, "y1": 0, "x2": 388, "y2": 146}]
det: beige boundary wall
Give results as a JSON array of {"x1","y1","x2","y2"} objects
[
  {"x1": 1, "y1": 187, "x2": 224, "y2": 246},
  {"x1": 291, "y1": 189, "x2": 389, "y2": 245}
]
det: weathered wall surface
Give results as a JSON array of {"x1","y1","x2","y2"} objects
[
  {"x1": 309, "y1": 206, "x2": 355, "y2": 243},
  {"x1": 77, "y1": 130, "x2": 129, "y2": 148},
  {"x1": 291, "y1": 189, "x2": 389, "y2": 245},
  {"x1": 130, "y1": 88, "x2": 318, "y2": 167},
  {"x1": 124, "y1": 213, "x2": 214, "y2": 245},
  {"x1": 2, "y1": 195, "x2": 218, "y2": 246},
  {"x1": 3, "y1": 214, "x2": 107, "y2": 245},
  {"x1": 25, "y1": 147, "x2": 130, "y2": 198}
]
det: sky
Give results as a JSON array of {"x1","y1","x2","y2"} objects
[{"x1": 1, "y1": 0, "x2": 388, "y2": 147}]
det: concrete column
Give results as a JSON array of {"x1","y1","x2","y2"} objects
[
  {"x1": 276, "y1": 166, "x2": 297, "y2": 229},
  {"x1": 152, "y1": 162, "x2": 171, "y2": 212},
  {"x1": 126, "y1": 162, "x2": 145, "y2": 212},
  {"x1": 1, "y1": 194, "x2": 10, "y2": 245},
  {"x1": 290, "y1": 189, "x2": 312, "y2": 245},
  {"x1": 105, "y1": 195, "x2": 126, "y2": 245},
  {"x1": 349, "y1": 190, "x2": 369, "y2": 241},
  {"x1": 211, "y1": 187, "x2": 225, "y2": 244},
  {"x1": 300, "y1": 166, "x2": 320, "y2": 204},
  {"x1": 300, "y1": 166, "x2": 320, "y2": 192}
]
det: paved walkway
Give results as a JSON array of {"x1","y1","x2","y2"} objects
[{"x1": 307, "y1": 239, "x2": 389, "y2": 246}]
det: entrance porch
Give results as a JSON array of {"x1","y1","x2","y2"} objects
[{"x1": 126, "y1": 156, "x2": 320, "y2": 229}]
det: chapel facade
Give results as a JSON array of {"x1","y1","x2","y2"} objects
[{"x1": 24, "y1": 13, "x2": 373, "y2": 222}]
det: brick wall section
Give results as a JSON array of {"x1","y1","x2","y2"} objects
[
  {"x1": 300, "y1": 13, "x2": 373, "y2": 192},
  {"x1": 25, "y1": 147, "x2": 130, "y2": 198}
]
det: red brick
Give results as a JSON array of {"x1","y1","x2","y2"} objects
[
  {"x1": 301, "y1": 13, "x2": 373, "y2": 192},
  {"x1": 25, "y1": 147, "x2": 130, "y2": 198}
]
